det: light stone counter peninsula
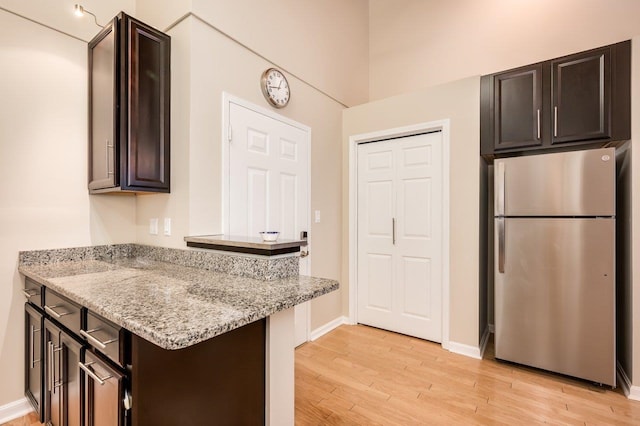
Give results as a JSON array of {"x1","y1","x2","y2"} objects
[{"x1": 19, "y1": 243, "x2": 338, "y2": 425}]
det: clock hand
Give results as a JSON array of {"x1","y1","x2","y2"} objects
[{"x1": 278, "y1": 79, "x2": 283, "y2": 89}]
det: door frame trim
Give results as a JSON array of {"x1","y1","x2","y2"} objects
[
  {"x1": 221, "y1": 92, "x2": 312, "y2": 344},
  {"x1": 348, "y1": 120, "x2": 451, "y2": 350}
]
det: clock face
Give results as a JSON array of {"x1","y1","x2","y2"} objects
[{"x1": 261, "y1": 68, "x2": 290, "y2": 108}]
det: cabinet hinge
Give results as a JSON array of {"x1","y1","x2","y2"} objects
[{"x1": 228, "y1": 124, "x2": 232, "y2": 143}]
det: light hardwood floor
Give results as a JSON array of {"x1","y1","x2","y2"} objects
[
  {"x1": 7, "y1": 324, "x2": 640, "y2": 425},
  {"x1": 295, "y1": 325, "x2": 640, "y2": 425},
  {"x1": 0, "y1": 412, "x2": 40, "y2": 426}
]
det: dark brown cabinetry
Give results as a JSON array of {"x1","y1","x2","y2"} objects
[
  {"x1": 82, "y1": 351, "x2": 127, "y2": 426},
  {"x1": 25, "y1": 304, "x2": 43, "y2": 421},
  {"x1": 24, "y1": 284, "x2": 130, "y2": 426},
  {"x1": 25, "y1": 279, "x2": 265, "y2": 425},
  {"x1": 481, "y1": 41, "x2": 630, "y2": 158},
  {"x1": 44, "y1": 319, "x2": 83, "y2": 426},
  {"x1": 88, "y1": 12, "x2": 170, "y2": 194}
]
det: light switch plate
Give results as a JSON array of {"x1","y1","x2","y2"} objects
[
  {"x1": 149, "y1": 218, "x2": 158, "y2": 235},
  {"x1": 164, "y1": 218, "x2": 171, "y2": 236}
]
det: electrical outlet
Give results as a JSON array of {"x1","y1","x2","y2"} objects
[
  {"x1": 314, "y1": 210, "x2": 321, "y2": 223},
  {"x1": 149, "y1": 218, "x2": 158, "y2": 235},
  {"x1": 164, "y1": 218, "x2": 171, "y2": 236}
]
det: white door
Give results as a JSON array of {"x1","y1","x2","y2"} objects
[
  {"x1": 227, "y1": 100, "x2": 310, "y2": 346},
  {"x1": 357, "y1": 132, "x2": 443, "y2": 342}
]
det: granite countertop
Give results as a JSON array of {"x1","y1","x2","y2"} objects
[{"x1": 19, "y1": 248, "x2": 338, "y2": 350}]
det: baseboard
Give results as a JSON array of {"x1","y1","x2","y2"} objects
[
  {"x1": 479, "y1": 326, "x2": 491, "y2": 359},
  {"x1": 448, "y1": 340, "x2": 483, "y2": 360},
  {"x1": 488, "y1": 324, "x2": 495, "y2": 333},
  {"x1": 0, "y1": 398, "x2": 33, "y2": 424},
  {"x1": 617, "y1": 361, "x2": 640, "y2": 400},
  {"x1": 309, "y1": 316, "x2": 349, "y2": 341}
]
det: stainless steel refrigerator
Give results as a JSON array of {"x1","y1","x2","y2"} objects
[{"x1": 494, "y1": 147, "x2": 616, "y2": 386}]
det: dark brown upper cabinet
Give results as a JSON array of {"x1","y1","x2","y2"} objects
[
  {"x1": 492, "y1": 64, "x2": 543, "y2": 151},
  {"x1": 481, "y1": 40, "x2": 630, "y2": 158},
  {"x1": 88, "y1": 13, "x2": 170, "y2": 193}
]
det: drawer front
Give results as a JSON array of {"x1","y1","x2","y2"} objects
[
  {"x1": 43, "y1": 290, "x2": 82, "y2": 335},
  {"x1": 23, "y1": 278, "x2": 43, "y2": 308},
  {"x1": 84, "y1": 311, "x2": 124, "y2": 366}
]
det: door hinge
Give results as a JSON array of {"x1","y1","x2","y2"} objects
[{"x1": 228, "y1": 124, "x2": 232, "y2": 142}]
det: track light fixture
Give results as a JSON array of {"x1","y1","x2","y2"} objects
[{"x1": 73, "y1": 4, "x2": 104, "y2": 28}]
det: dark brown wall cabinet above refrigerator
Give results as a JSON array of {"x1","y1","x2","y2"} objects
[
  {"x1": 88, "y1": 12, "x2": 171, "y2": 194},
  {"x1": 481, "y1": 40, "x2": 630, "y2": 158}
]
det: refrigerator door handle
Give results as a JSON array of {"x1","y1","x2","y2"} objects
[
  {"x1": 498, "y1": 218, "x2": 505, "y2": 273},
  {"x1": 497, "y1": 162, "x2": 505, "y2": 216}
]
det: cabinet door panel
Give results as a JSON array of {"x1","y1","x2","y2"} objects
[
  {"x1": 125, "y1": 17, "x2": 170, "y2": 190},
  {"x1": 83, "y1": 351, "x2": 125, "y2": 426},
  {"x1": 89, "y1": 20, "x2": 118, "y2": 191},
  {"x1": 44, "y1": 320, "x2": 61, "y2": 426},
  {"x1": 494, "y1": 64, "x2": 543, "y2": 151},
  {"x1": 25, "y1": 304, "x2": 43, "y2": 421},
  {"x1": 552, "y1": 47, "x2": 611, "y2": 144},
  {"x1": 60, "y1": 332, "x2": 83, "y2": 426}
]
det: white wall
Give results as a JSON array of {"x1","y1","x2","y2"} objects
[
  {"x1": 0, "y1": 9, "x2": 136, "y2": 407},
  {"x1": 369, "y1": 0, "x2": 640, "y2": 100},
  {"x1": 343, "y1": 77, "x2": 481, "y2": 347},
  {"x1": 0, "y1": 0, "x2": 135, "y2": 42},
  {"x1": 137, "y1": 0, "x2": 369, "y2": 107}
]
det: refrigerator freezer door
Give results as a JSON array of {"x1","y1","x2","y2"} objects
[
  {"x1": 494, "y1": 147, "x2": 615, "y2": 217},
  {"x1": 494, "y1": 217, "x2": 615, "y2": 386}
]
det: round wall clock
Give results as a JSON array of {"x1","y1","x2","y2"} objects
[{"x1": 261, "y1": 68, "x2": 290, "y2": 108}]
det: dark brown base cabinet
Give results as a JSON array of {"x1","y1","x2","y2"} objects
[
  {"x1": 44, "y1": 319, "x2": 83, "y2": 426},
  {"x1": 131, "y1": 320, "x2": 266, "y2": 426},
  {"x1": 24, "y1": 281, "x2": 129, "y2": 426},
  {"x1": 25, "y1": 280, "x2": 266, "y2": 426},
  {"x1": 25, "y1": 304, "x2": 44, "y2": 422},
  {"x1": 481, "y1": 40, "x2": 630, "y2": 158},
  {"x1": 88, "y1": 12, "x2": 170, "y2": 194}
]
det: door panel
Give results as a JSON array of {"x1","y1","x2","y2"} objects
[
  {"x1": 247, "y1": 167, "x2": 268, "y2": 236},
  {"x1": 25, "y1": 304, "x2": 43, "y2": 421},
  {"x1": 494, "y1": 218, "x2": 615, "y2": 386},
  {"x1": 402, "y1": 178, "x2": 431, "y2": 238},
  {"x1": 494, "y1": 65, "x2": 544, "y2": 151},
  {"x1": 552, "y1": 48, "x2": 611, "y2": 144},
  {"x1": 88, "y1": 22, "x2": 117, "y2": 190},
  {"x1": 279, "y1": 173, "x2": 297, "y2": 240},
  {"x1": 60, "y1": 331, "x2": 82, "y2": 426},
  {"x1": 401, "y1": 257, "x2": 431, "y2": 318},
  {"x1": 228, "y1": 102, "x2": 310, "y2": 346},
  {"x1": 365, "y1": 254, "x2": 393, "y2": 311},
  {"x1": 357, "y1": 132, "x2": 443, "y2": 342},
  {"x1": 366, "y1": 181, "x2": 393, "y2": 237},
  {"x1": 84, "y1": 351, "x2": 124, "y2": 426},
  {"x1": 495, "y1": 147, "x2": 615, "y2": 217},
  {"x1": 44, "y1": 320, "x2": 61, "y2": 426},
  {"x1": 125, "y1": 17, "x2": 170, "y2": 190}
]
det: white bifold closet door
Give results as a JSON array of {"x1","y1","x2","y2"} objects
[{"x1": 357, "y1": 131, "x2": 443, "y2": 342}]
